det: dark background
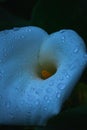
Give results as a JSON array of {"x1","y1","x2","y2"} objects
[{"x1": 0, "y1": 0, "x2": 87, "y2": 44}]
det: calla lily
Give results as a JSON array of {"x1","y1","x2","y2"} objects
[{"x1": 0, "y1": 26, "x2": 87, "y2": 125}]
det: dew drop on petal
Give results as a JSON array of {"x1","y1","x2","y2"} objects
[
  {"x1": 46, "y1": 88, "x2": 51, "y2": 93},
  {"x1": 59, "y1": 76, "x2": 63, "y2": 81},
  {"x1": 56, "y1": 89, "x2": 61, "y2": 98},
  {"x1": 28, "y1": 29, "x2": 32, "y2": 32},
  {"x1": 44, "y1": 95, "x2": 50, "y2": 103},
  {"x1": 5, "y1": 101, "x2": 11, "y2": 109},
  {"x1": 35, "y1": 99, "x2": 39, "y2": 105},
  {"x1": 70, "y1": 64, "x2": 76, "y2": 71},
  {"x1": 74, "y1": 48, "x2": 79, "y2": 53},
  {"x1": 21, "y1": 35, "x2": 24, "y2": 38},
  {"x1": 65, "y1": 73, "x2": 70, "y2": 79},
  {"x1": 25, "y1": 28, "x2": 32, "y2": 32},
  {"x1": 59, "y1": 83, "x2": 66, "y2": 90},
  {"x1": 44, "y1": 95, "x2": 48, "y2": 101},
  {"x1": 60, "y1": 30, "x2": 66, "y2": 33},
  {"x1": 49, "y1": 81, "x2": 54, "y2": 86},
  {"x1": 61, "y1": 36, "x2": 65, "y2": 42},
  {"x1": 56, "y1": 91, "x2": 61, "y2": 98},
  {"x1": 27, "y1": 111, "x2": 31, "y2": 119},
  {"x1": 44, "y1": 107, "x2": 48, "y2": 111},
  {"x1": 82, "y1": 55, "x2": 87, "y2": 65},
  {"x1": 10, "y1": 112, "x2": 15, "y2": 120},
  {"x1": 47, "y1": 99, "x2": 50, "y2": 103},
  {"x1": 3, "y1": 48, "x2": 8, "y2": 57}
]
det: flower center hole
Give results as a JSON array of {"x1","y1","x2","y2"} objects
[{"x1": 37, "y1": 63, "x2": 57, "y2": 80}]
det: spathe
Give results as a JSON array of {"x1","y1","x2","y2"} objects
[{"x1": 0, "y1": 26, "x2": 87, "y2": 125}]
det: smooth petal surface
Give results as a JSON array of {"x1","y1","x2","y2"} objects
[{"x1": 0, "y1": 26, "x2": 87, "y2": 125}]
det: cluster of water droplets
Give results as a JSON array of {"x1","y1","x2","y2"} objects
[
  {"x1": 12, "y1": 27, "x2": 32, "y2": 41},
  {"x1": 65, "y1": 72, "x2": 71, "y2": 79},
  {"x1": 24, "y1": 27, "x2": 32, "y2": 33},
  {"x1": 61, "y1": 36, "x2": 65, "y2": 43},
  {"x1": 55, "y1": 89, "x2": 61, "y2": 98},
  {"x1": 44, "y1": 95, "x2": 51, "y2": 104}
]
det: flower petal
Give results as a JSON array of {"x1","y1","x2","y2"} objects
[{"x1": 0, "y1": 27, "x2": 87, "y2": 125}]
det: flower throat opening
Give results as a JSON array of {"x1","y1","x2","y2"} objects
[{"x1": 36, "y1": 63, "x2": 57, "y2": 80}]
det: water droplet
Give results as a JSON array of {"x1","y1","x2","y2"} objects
[
  {"x1": 44, "y1": 96, "x2": 50, "y2": 103},
  {"x1": 61, "y1": 36, "x2": 65, "y2": 42},
  {"x1": 47, "y1": 99, "x2": 50, "y2": 103},
  {"x1": 28, "y1": 29, "x2": 31, "y2": 32},
  {"x1": 35, "y1": 100, "x2": 39, "y2": 105},
  {"x1": 3, "y1": 48, "x2": 8, "y2": 57},
  {"x1": 70, "y1": 64, "x2": 75, "y2": 71},
  {"x1": 85, "y1": 54, "x2": 87, "y2": 58},
  {"x1": 59, "y1": 76, "x2": 63, "y2": 81},
  {"x1": 66, "y1": 74, "x2": 70, "y2": 78},
  {"x1": 44, "y1": 107, "x2": 48, "y2": 111},
  {"x1": 25, "y1": 28, "x2": 31, "y2": 32},
  {"x1": 46, "y1": 88, "x2": 51, "y2": 93},
  {"x1": 60, "y1": 30, "x2": 66, "y2": 33},
  {"x1": 5, "y1": 101, "x2": 10, "y2": 109},
  {"x1": 79, "y1": 58, "x2": 87, "y2": 66},
  {"x1": 21, "y1": 35, "x2": 25, "y2": 39},
  {"x1": 49, "y1": 81, "x2": 54, "y2": 86},
  {"x1": 15, "y1": 86, "x2": 20, "y2": 92},
  {"x1": 59, "y1": 83, "x2": 66, "y2": 90},
  {"x1": 27, "y1": 111, "x2": 31, "y2": 115},
  {"x1": 74, "y1": 48, "x2": 79, "y2": 53},
  {"x1": 65, "y1": 73, "x2": 70, "y2": 79},
  {"x1": 44, "y1": 95, "x2": 48, "y2": 101},
  {"x1": 27, "y1": 111, "x2": 31, "y2": 117},
  {"x1": 10, "y1": 112, "x2": 14, "y2": 120},
  {"x1": 82, "y1": 55, "x2": 87, "y2": 65},
  {"x1": 56, "y1": 91, "x2": 61, "y2": 98}
]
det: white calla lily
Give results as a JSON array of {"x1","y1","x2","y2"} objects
[{"x1": 0, "y1": 26, "x2": 87, "y2": 125}]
